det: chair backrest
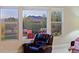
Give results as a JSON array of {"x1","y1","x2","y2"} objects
[
  {"x1": 33, "y1": 33, "x2": 53, "y2": 46},
  {"x1": 48, "y1": 35, "x2": 53, "y2": 45}
]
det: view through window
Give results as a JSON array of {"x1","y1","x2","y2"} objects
[
  {"x1": 0, "y1": 7, "x2": 63, "y2": 40},
  {"x1": 23, "y1": 10, "x2": 47, "y2": 39},
  {"x1": 51, "y1": 9, "x2": 62, "y2": 36},
  {"x1": 0, "y1": 8, "x2": 19, "y2": 40}
]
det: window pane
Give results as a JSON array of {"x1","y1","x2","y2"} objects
[
  {"x1": 51, "y1": 8, "x2": 62, "y2": 36},
  {"x1": 51, "y1": 9, "x2": 62, "y2": 22},
  {"x1": 23, "y1": 10, "x2": 47, "y2": 39},
  {"x1": 1, "y1": 9, "x2": 19, "y2": 40},
  {"x1": 51, "y1": 23, "x2": 61, "y2": 36}
]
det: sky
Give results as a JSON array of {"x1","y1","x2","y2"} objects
[
  {"x1": 0, "y1": 9, "x2": 48, "y2": 19},
  {"x1": 1, "y1": 9, "x2": 18, "y2": 18},
  {"x1": 23, "y1": 10, "x2": 48, "y2": 17}
]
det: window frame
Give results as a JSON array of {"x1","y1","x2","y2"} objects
[
  {"x1": 0, "y1": 7, "x2": 20, "y2": 40},
  {"x1": 0, "y1": 6, "x2": 63, "y2": 40},
  {"x1": 50, "y1": 8, "x2": 63, "y2": 36},
  {"x1": 22, "y1": 7, "x2": 48, "y2": 39}
]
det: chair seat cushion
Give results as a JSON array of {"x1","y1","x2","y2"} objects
[
  {"x1": 29, "y1": 46, "x2": 39, "y2": 51},
  {"x1": 36, "y1": 41, "x2": 45, "y2": 46}
]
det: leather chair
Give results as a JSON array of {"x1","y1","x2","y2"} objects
[{"x1": 22, "y1": 33, "x2": 53, "y2": 53}]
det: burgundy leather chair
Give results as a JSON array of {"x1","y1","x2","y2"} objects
[{"x1": 22, "y1": 33, "x2": 53, "y2": 53}]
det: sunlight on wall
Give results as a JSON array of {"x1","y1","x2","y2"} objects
[
  {"x1": 66, "y1": 30, "x2": 79, "y2": 42},
  {"x1": 71, "y1": 7, "x2": 79, "y2": 16}
]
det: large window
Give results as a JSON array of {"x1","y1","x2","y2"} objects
[
  {"x1": 23, "y1": 10, "x2": 47, "y2": 39},
  {"x1": 0, "y1": 7, "x2": 63, "y2": 40},
  {"x1": 51, "y1": 8, "x2": 62, "y2": 36},
  {"x1": 1, "y1": 8, "x2": 19, "y2": 40}
]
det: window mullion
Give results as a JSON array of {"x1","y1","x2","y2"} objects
[
  {"x1": 18, "y1": 7, "x2": 23, "y2": 40},
  {"x1": 47, "y1": 8, "x2": 52, "y2": 34}
]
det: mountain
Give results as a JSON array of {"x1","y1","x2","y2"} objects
[{"x1": 27, "y1": 15, "x2": 46, "y2": 21}]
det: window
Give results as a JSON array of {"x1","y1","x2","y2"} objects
[
  {"x1": 51, "y1": 8, "x2": 62, "y2": 36},
  {"x1": 23, "y1": 9, "x2": 47, "y2": 39},
  {"x1": 1, "y1": 8, "x2": 19, "y2": 40},
  {"x1": 0, "y1": 7, "x2": 63, "y2": 40}
]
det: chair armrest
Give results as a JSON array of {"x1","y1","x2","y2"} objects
[
  {"x1": 39, "y1": 45, "x2": 52, "y2": 53},
  {"x1": 40, "y1": 45, "x2": 52, "y2": 50},
  {"x1": 22, "y1": 42, "x2": 33, "y2": 47}
]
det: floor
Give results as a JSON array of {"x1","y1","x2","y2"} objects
[{"x1": 53, "y1": 37, "x2": 70, "y2": 53}]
